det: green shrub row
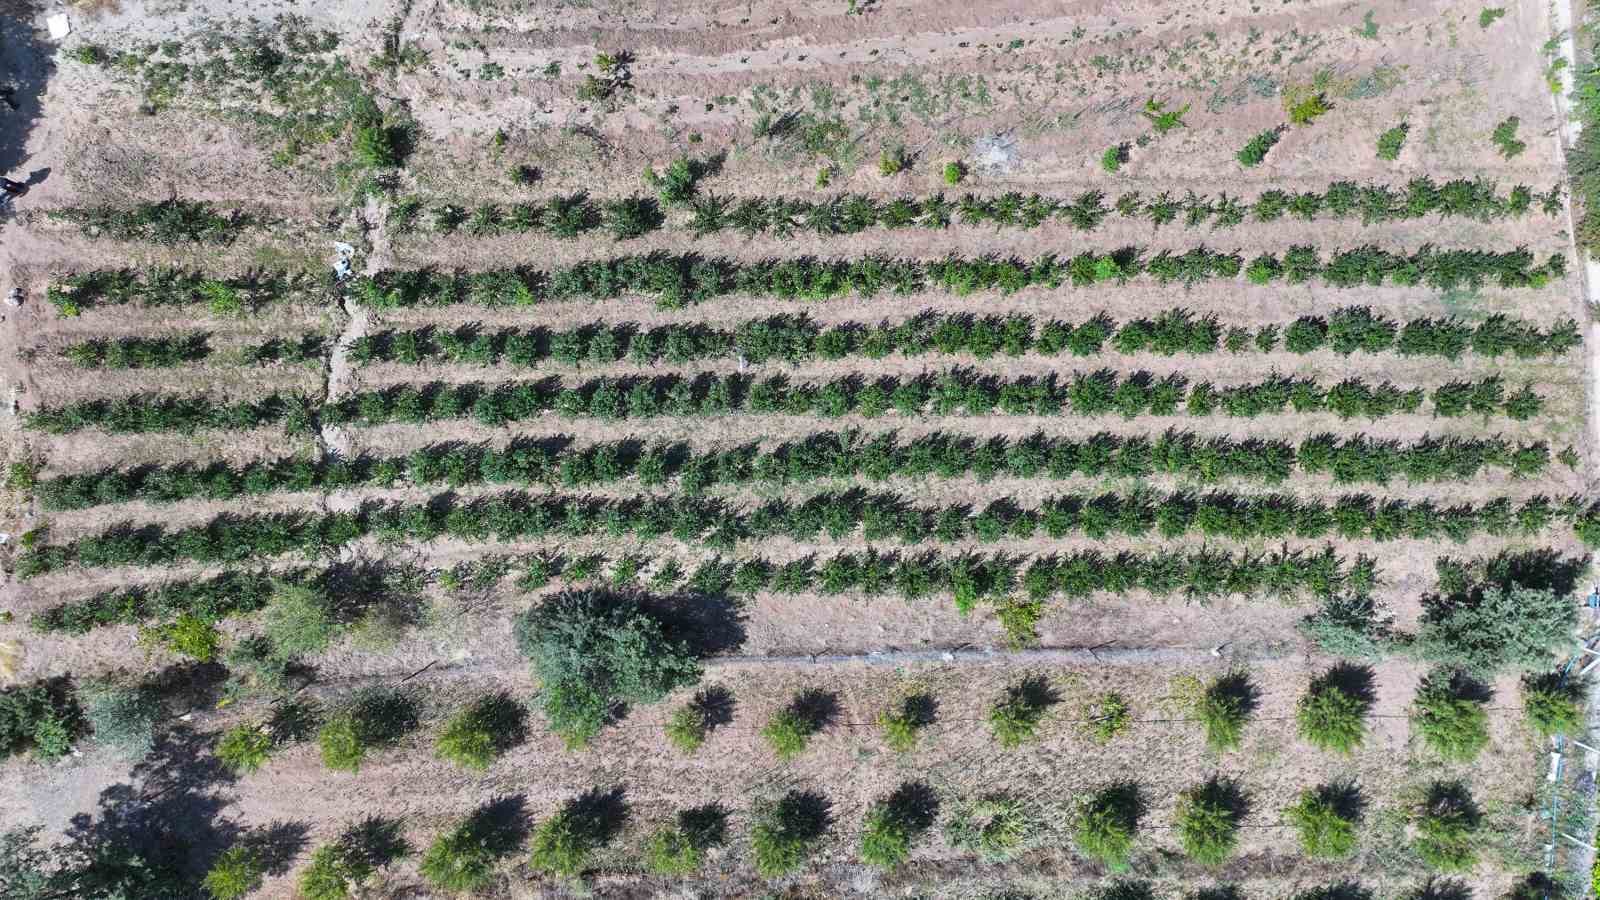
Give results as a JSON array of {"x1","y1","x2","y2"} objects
[
  {"x1": 350, "y1": 309, "x2": 1581, "y2": 368},
  {"x1": 29, "y1": 571, "x2": 280, "y2": 634},
  {"x1": 25, "y1": 392, "x2": 313, "y2": 435},
  {"x1": 49, "y1": 199, "x2": 252, "y2": 245},
  {"x1": 319, "y1": 371, "x2": 1539, "y2": 427},
  {"x1": 351, "y1": 245, "x2": 1565, "y2": 310},
  {"x1": 62, "y1": 333, "x2": 324, "y2": 368},
  {"x1": 35, "y1": 428, "x2": 1556, "y2": 514},
  {"x1": 46, "y1": 268, "x2": 324, "y2": 315},
  {"x1": 393, "y1": 178, "x2": 1560, "y2": 241}
]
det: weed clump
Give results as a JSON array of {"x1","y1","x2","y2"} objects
[{"x1": 1297, "y1": 664, "x2": 1373, "y2": 754}]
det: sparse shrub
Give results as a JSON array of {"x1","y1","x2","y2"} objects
[
  {"x1": 1284, "y1": 783, "x2": 1361, "y2": 858},
  {"x1": 436, "y1": 691, "x2": 528, "y2": 770},
  {"x1": 1413, "y1": 581, "x2": 1572, "y2": 676},
  {"x1": 1288, "y1": 93, "x2": 1331, "y2": 126},
  {"x1": 142, "y1": 612, "x2": 222, "y2": 661},
  {"x1": 1479, "y1": 8, "x2": 1507, "y2": 27},
  {"x1": 1142, "y1": 99, "x2": 1189, "y2": 134},
  {"x1": 217, "y1": 722, "x2": 274, "y2": 774},
  {"x1": 763, "y1": 689, "x2": 833, "y2": 760},
  {"x1": 945, "y1": 794, "x2": 1036, "y2": 861},
  {"x1": 81, "y1": 679, "x2": 162, "y2": 759},
  {"x1": 353, "y1": 122, "x2": 399, "y2": 168},
  {"x1": 878, "y1": 145, "x2": 909, "y2": 176},
  {"x1": 203, "y1": 846, "x2": 263, "y2": 900},
  {"x1": 1174, "y1": 777, "x2": 1247, "y2": 866},
  {"x1": 1299, "y1": 595, "x2": 1396, "y2": 659},
  {"x1": 530, "y1": 787, "x2": 627, "y2": 876},
  {"x1": 989, "y1": 676, "x2": 1055, "y2": 748},
  {"x1": 1522, "y1": 673, "x2": 1583, "y2": 737},
  {"x1": 1086, "y1": 692, "x2": 1131, "y2": 742},
  {"x1": 317, "y1": 687, "x2": 418, "y2": 772},
  {"x1": 859, "y1": 782, "x2": 937, "y2": 869},
  {"x1": 513, "y1": 589, "x2": 702, "y2": 747},
  {"x1": 751, "y1": 790, "x2": 831, "y2": 877},
  {"x1": 1196, "y1": 672, "x2": 1256, "y2": 752},
  {"x1": 646, "y1": 804, "x2": 727, "y2": 875},
  {"x1": 942, "y1": 161, "x2": 966, "y2": 184},
  {"x1": 1413, "y1": 782, "x2": 1479, "y2": 872},
  {"x1": 1377, "y1": 123, "x2": 1409, "y2": 160},
  {"x1": 1074, "y1": 782, "x2": 1142, "y2": 871},
  {"x1": 1297, "y1": 664, "x2": 1373, "y2": 754},
  {"x1": 878, "y1": 693, "x2": 934, "y2": 752},
  {"x1": 1411, "y1": 669, "x2": 1490, "y2": 762},
  {"x1": 261, "y1": 583, "x2": 335, "y2": 660},
  {"x1": 419, "y1": 799, "x2": 524, "y2": 892}
]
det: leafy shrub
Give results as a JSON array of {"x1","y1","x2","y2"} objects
[
  {"x1": 1143, "y1": 98, "x2": 1189, "y2": 133},
  {"x1": 1413, "y1": 782, "x2": 1479, "y2": 872},
  {"x1": 878, "y1": 693, "x2": 934, "y2": 752},
  {"x1": 530, "y1": 787, "x2": 627, "y2": 876},
  {"x1": 142, "y1": 613, "x2": 222, "y2": 662},
  {"x1": 988, "y1": 676, "x2": 1056, "y2": 748},
  {"x1": 945, "y1": 794, "x2": 1036, "y2": 861},
  {"x1": 260, "y1": 583, "x2": 336, "y2": 660},
  {"x1": 216, "y1": 722, "x2": 274, "y2": 774},
  {"x1": 878, "y1": 146, "x2": 909, "y2": 176},
  {"x1": 1411, "y1": 670, "x2": 1490, "y2": 762},
  {"x1": 859, "y1": 782, "x2": 937, "y2": 869},
  {"x1": 352, "y1": 122, "x2": 398, "y2": 168},
  {"x1": 646, "y1": 804, "x2": 727, "y2": 875},
  {"x1": 763, "y1": 689, "x2": 834, "y2": 759},
  {"x1": 751, "y1": 790, "x2": 831, "y2": 877},
  {"x1": 1376, "y1": 123, "x2": 1408, "y2": 160},
  {"x1": 1297, "y1": 664, "x2": 1374, "y2": 753},
  {"x1": 0, "y1": 678, "x2": 82, "y2": 761},
  {"x1": 1101, "y1": 145, "x2": 1127, "y2": 172},
  {"x1": 298, "y1": 816, "x2": 410, "y2": 900},
  {"x1": 436, "y1": 691, "x2": 528, "y2": 769},
  {"x1": 1480, "y1": 8, "x2": 1507, "y2": 27},
  {"x1": 1284, "y1": 783, "x2": 1361, "y2": 858},
  {"x1": 942, "y1": 161, "x2": 966, "y2": 185},
  {"x1": 81, "y1": 679, "x2": 161, "y2": 759},
  {"x1": 419, "y1": 798, "x2": 525, "y2": 892},
  {"x1": 1413, "y1": 582, "x2": 1573, "y2": 676},
  {"x1": 664, "y1": 686, "x2": 730, "y2": 753},
  {"x1": 317, "y1": 687, "x2": 418, "y2": 772},
  {"x1": 1074, "y1": 782, "x2": 1142, "y2": 871},
  {"x1": 1196, "y1": 672, "x2": 1257, "y2": 751},
  {"x1": 1174, "y1": 777, "x2": 1247, "y2": 866},
  {"x1": 513, "y1": 589, "x2": 702, "y2": 747},
  {"x1": 203, "y1": 846, "x2": 263, "y2": 900},
  {"x1": 1236, "y1": 128, "x2": 1282, "y2": 166},
  {"x1": 1492, "y1": 117, "x2": 1526, "y2": 158},
  {"x1": 1086, "y1": 692, "x2": 1131, "y2": 742},
  {"x1": 1522, "y1": 673, "x2": 1583, "y2": 737},
  {"x1": 1288, "y1": 93, "x2": 1331, "y2": 126}
]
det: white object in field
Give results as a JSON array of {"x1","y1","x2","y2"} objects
[
  {"x1": 0, "y1": 534, "x2": 8, "y2": 545},
  {"x1": 1580, "y1": 654, "x2": 1600, "y2": 677},
  {"x1": 1548, "y1": 751, "x2": 1563, "y2": 782},
  {"x1": 332, "y1": 242, "x2": 356, "y2": 280},
  {"x1": 4, "y1": 288, "x2": 20, "y2": 308},
  {"x1": 1573, "y1": 739, "x2": 1600, "y2": 754},
  {"x1": 46, "y1": 14, "x2": 70, "y2": 40}
]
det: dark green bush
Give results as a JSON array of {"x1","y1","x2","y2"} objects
[
  {"x1": 1174, "y1": 777, "x2": 1247, "y2": 866},
  {"x1": 989, "y1": 676, "x2": 1057, "y2": 748},
  {"x1": 1196, "y1": 672, "x2": 1256, "y2": 751},
  {"x1": 317, "y1": 687, "x2": 418, "y2": 772},
  {"x1": 435, "y1": 691, "x2": 528, "y2": 770},
  {"x1": 646, "y1": 804, "x2": 727, "y2": 875},
  {"x1": 419, "y1": 798, "x2": 525, "y2": 892},
  {"x1": 878, "y1": 693, "x2": 934, "y2": 752},
  {"x1": 0, "y1": 678, "x2": 83, "y2": 761},
  {"x1": 1413, "y1": 580, "x2": 1573, "y2": 676},
  {"x1": 81, "y1": 679, "x2": 162, "y2": 760},
  {"x1": 763, "y1": 689, "x2": 834, "y2": 760},
  {"x1": 751, "y1": 790, "x2": 831, "y2": 877},
  {"x1": 1410, "y1": 670, "x2": 1490, "y2": 762},
  {"x1": 298, "y1": 817, "x2": 410, "y2": 900},
  {"x1": 1297, "y1": 665, "x2": 1374, "y2": 754},
  {"x1": 1522, "y1": 673, "x2": 1583, "y2": 738},
  {"x1": 1413, "y1": 782, "x2": 1479, "y2": 872},
  {"x1": 529, "y1": 787, "x2": 627, "y2": 876},
  {"x1": 513, "y1": 590, "x2": 701, "y2": 747},
  {"x1": 1074, "y1": 782, "x2": 1142, "y2": 871},
  {"x1": 859, "y1": 782, "x2": 937, "y2": 869},
  {"x1": 1284, "y1": 782, "x2": 1361, "y2": 858}
]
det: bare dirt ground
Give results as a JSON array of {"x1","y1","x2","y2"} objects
[{"x1": 0, "y1": 0, "x2": 1591, "y2": 895}]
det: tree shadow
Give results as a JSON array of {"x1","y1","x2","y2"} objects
[
  {"x1": 1188, "y1": 886, "x2": 1243, "y2": 900},
  {"x1": 678, "y1": 802, "x2": 728, "y2": 849},
  {"x1": 336, "y1": 814, "x2": 411, "y2": 870},
  {"x1": 1191, "y1": 775, "x2": 1250, "y2": 822},
  {"x1": 648, "y1": 590, "x2": 746, "y2": 656},
  {"x1": 1093, "y1": 781, "x2": 1146, "y2": 830},
  {"x1": 787, "y1": 688, "x2": 839, "y2": 732},
  {"x1": 884, "y1": 781, "x2": 939, "y2": 834},
  {"x1": 239, "y1": 820, "x2": 310, "y2": 875},
  {"x1": 1291, "y1": 884, "x2": 1373, "y2": 900},
  {"x1": 1313, "y1": 779, "x2": 1367, "y2": 824},
  {"x1": 1208, "y1": 671, "x2": 1259, "y2": 718},
  {"x1": 769, "y1": 789, "x2": 832, "y2": 840},
  {"x1": 1406, "y1": 878, "x2": 1472, "y2": 900},
  {"x1": 0, "y1": 1, "x2": 54, "y2": 182},
  {"x1": 566, "y1": 785, "x2": 630, "y2": 845},
  {"x1": 1423, "y1": 781, "x2": 1479, "y2": 824},
  {"x1": 690, "y1": 685, "x2": 735, "y2": 730},
  {"x1": 898, "y1": 692, "x2": 938, "y2": 729},
  {"x1": 1421, "y1": 667, "x2": 1492, "y2": 704},
  {"x1": 459, "y1": 794, "x2": 530, "y2": 858},
  {"x1": 1313, "y1": 662, "x2": 1376, "y2": 704}
]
